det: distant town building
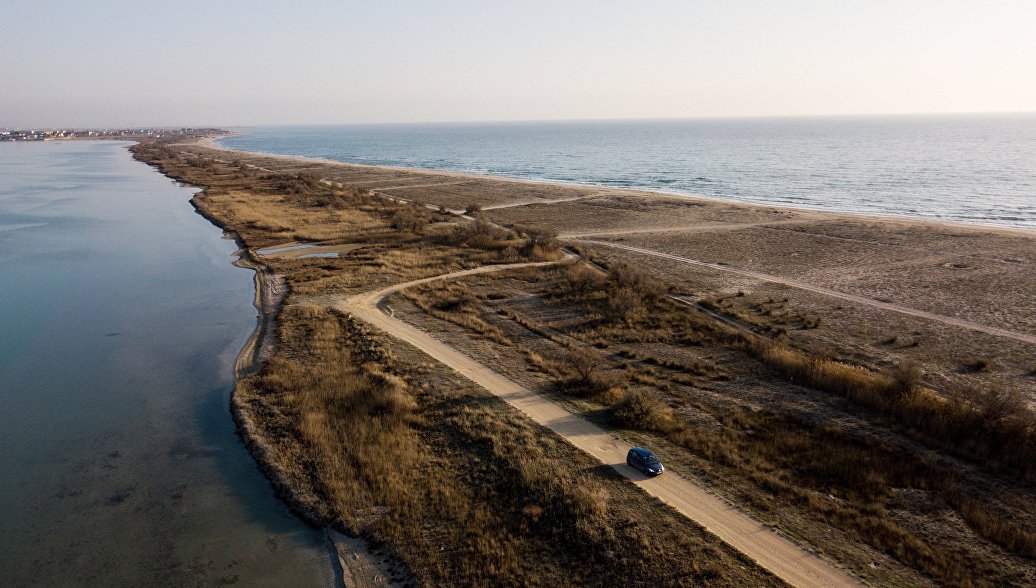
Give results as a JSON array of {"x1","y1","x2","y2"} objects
[{"x1": 0, "y1": 127, "x2": 228, "y2": 141}]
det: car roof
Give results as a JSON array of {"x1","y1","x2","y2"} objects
[{"x1": 631, "y1": 447, "x2": 653, "y2": 457}]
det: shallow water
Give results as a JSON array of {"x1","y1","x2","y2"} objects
[
  {"x1": 222, "y1": 115, "x2": 1036, "y2": 230},
  {"x1": 0, "y1": 141, "x2": 330, "y2": 586}
]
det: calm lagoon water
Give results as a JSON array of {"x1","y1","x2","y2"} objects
[
  {"x1": 222, "y1": 115, "x2": 1036, "y2": 230},
  {"x1": 0, "y1": 141, "x2": 330, "y2": 586}
]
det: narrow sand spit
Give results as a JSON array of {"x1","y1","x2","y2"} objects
[
  {"x1": 192, "y1": 136, "x2": 1036, "y2": 239},
  {"x1": 336, "y1": 257, "x2": 860, "y2": 588},
  {"x1": 232, "y1": 254, "x2": 286, "y2": 378},
  {"x1": 176, "y1": 137, "x2": 1034, "y2": 584}
]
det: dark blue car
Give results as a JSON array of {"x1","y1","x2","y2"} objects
[{"x1": 626, "y1": 447, "x2": 664, "y2": 476}]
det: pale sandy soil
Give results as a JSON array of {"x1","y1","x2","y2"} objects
[
  {"x1": 590, "y1": 245, "x2": 1036, "y2": 398},
  {"x1": 578, "y1": 239, "x2": 1036, "y2": 345},
  {"x1": 584, "y1": 223, "x2": 1036, "y2": 335},
  {"x1": 256, "y1": 242, "x2": 366, "y2": 260}
]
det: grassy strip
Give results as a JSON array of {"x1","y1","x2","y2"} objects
[{"x1": 743, "y1": 338, "x2": 1036, "y2": 484}]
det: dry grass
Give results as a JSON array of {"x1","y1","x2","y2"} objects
[
  {"x1": 962, "y1": 357, "x2": 994, "y2": 373},
  {"x1": 615, "y1": 348, "x2": 725, "y2": 380},
  {"x1": 389, "y1": 204, "x2": 430, "y2": 233},
  {"x1": 401, "y1": 283, "x2": 514, "y2": 347},
  {"x1": 551, "y1": 260, "x2": 668, "y2": 324},
  {"x1": 668, "y1": 409, "x2": 1033, "y2": 585},
  {"x1": 701, "y1": 294, "x2": 821, "y2": 333},
  {"x1": 742, "y1": 337, "x2": 1036, "y2": 482},
  {"x1": 610, "y1": 388, "x2": 676, "y2": 432}
]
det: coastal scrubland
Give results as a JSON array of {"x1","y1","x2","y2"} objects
[
  {"x1": 132, "y1": 138, "x2": 1036, "y2": 587},
  {"x1": 132, "y1": 142, "x2": 780, "y2": 586}
]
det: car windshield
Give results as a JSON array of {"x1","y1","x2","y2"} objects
[{"x1": 643, "y1": 455, "x2": 659, "y2": 464}]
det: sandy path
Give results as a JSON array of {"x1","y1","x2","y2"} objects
[
  {"x1": 335, "y1": 259, "x2": 859, "y2": 588},
  {"x1": 561, "y1": 218, "x2": 809, "y2": 238},
  {"x1": 372, "y1": 180, "x2": 473, "y2": 191},
  {"x1": 579, "y1": 239, "x2": 1036, "y2": 345},
  {"x1": 482, "y1": 193, "x2": 605, "y2": 211}
]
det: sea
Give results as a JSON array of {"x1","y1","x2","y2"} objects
[
  {"x1": 220, "y1": 114, "x2": 1036, "y2": 231},
  {"x1": 0, "y1": 141, "x2": 331, "y2": 586}
]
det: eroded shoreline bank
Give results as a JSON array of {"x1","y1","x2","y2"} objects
[{"x1": 140, "y1": 157, "x2": 396, "y2": 588}]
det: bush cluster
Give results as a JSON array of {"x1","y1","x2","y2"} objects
[
  {"x1": 561, "y1": 261, "x2": 667, "y2": 322},
  {"x1": 389, "y1": 205, "x2": 430, "y2": 232}
]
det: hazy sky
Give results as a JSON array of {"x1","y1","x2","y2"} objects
[{"x1": 3, "y1": 1, "x2": 1035, "y2": 127}]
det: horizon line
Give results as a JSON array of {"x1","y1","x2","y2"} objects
[
  {"x1": 233, "y1": 109, "x2": 1036, "y2": 129},
  {"x1": 6, "y1": 109, "x2": 1036, "y2": 132}
]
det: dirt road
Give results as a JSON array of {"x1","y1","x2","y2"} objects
[
  {"x1": 335, "y1": 260, "x2": 860, "y2": 588},
  {"x1": 579, "y1": 239, "x2": 1036, "y2": 346},
  {"x1": 483, "y1": 193, "x2": 606, "y2": 210},
  {"x1": 560, "y1": 219, "x2": 810, "y2": 239}
]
